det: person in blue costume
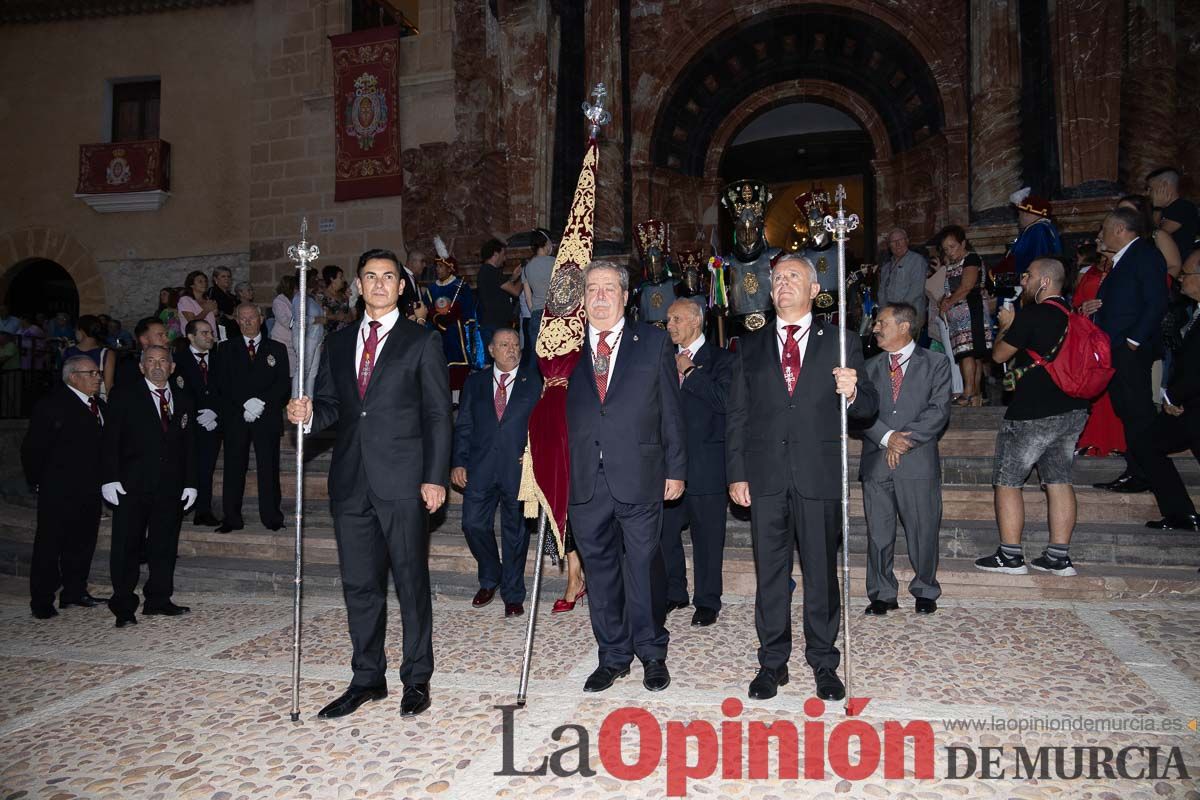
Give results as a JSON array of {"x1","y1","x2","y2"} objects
[
  {"x1": 997, "y1": 188, "x2": 1062, "y2": 281},
  {"x1": 422, "y1": 236, "x2": 484, "y2": 397}
]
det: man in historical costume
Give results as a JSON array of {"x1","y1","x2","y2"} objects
[
  {"x1": 720, "y1": 180, "x2": 780, "y2": 334},
  {"x1": 996, "y1": 188, "x2": 1062, "y2": 280},
  {"x1": 726, "y1": 253, "x2": 879, "y2": 702},
  {"x1": 672, "y1": 248, "x2": 709, "y2": 313},
  {"x1": 633, "y1": 219, "x2": 677, "y2": 329},
  {"x1": 287, "y1": 248, "x2": 451, "y2": 720},
  {"x1": 423, "y1": 236, "x2": 484, "y2": 398},
  {"x1": 566, "y1": 260, "x2": 687, "y2": 694}
]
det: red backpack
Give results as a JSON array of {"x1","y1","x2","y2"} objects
[{"x1": 1024, "y1": 300, "x2": 1114, "y2": 399}]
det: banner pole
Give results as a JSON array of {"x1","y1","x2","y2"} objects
[{"x1": 516, "y1": 509, "x2": 548, "y2": 707}]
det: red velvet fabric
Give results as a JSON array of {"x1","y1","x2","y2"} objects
[{"x1": 331, "y1": 26, "x2": 403, "y2": 201}]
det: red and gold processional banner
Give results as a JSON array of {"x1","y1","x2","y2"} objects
[
  {"x1": 330, "y1": 26, "x2": 403, "y2": 202},
  {"x1": 518, "y1": 137, "x2": 597, "y2": 556},
  {"x1": 76, "y1": 140, "x2": 170, "y2": 194}
]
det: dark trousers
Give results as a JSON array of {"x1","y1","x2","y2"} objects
[
  {"x1": 108, "y1": 491, "x2": 183, "y2": 616},
  {"x1": 661, "y1": 491, "x2": 728, "y2": 611},
  {"x1": 751, "y1": 489, "x2": 841, "y2": 671},
  {"x1": 1134, "y1": 411, "x2": 1200, "y2": 519},
  {"x1": 331, "y1": 466, "x2": 433, "y2": 688},
  {"x1": 862, "y1": 476, "x2": 942, "y2": 602},
  {"x1": 222, "y1": 421, "x2": 283, "y2": 528},
  {"x1": 462, "y1": 483, "x2": 530, "y2": 603},
  {"x1": 569, "y1": 465, "x2": 669, "y2": 668},
  {"x1": 30, "y1": 491, "x2": 101, "y2": 609},
  {"x1": 1108, "y1": 345, "x2": 1156, "y2": 479},
  {"x1": 193, "y1": 427, "x2": 221, "y2": 519}
]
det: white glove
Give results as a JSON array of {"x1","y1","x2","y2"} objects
[
  {"x1": 197, "y1": 408, "x2": 218, "y2": 429},
  {"x1": 243, "y1": 397, "x2": 265, "y2": 423},
  {"x1": 102, "y1": 481, "x2": 126, "y2": 506},
  {"x1": 181, "y1": 488, "x2": 197, "y2": 510}
]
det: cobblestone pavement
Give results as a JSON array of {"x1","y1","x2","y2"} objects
[{"x1": 2, "y1": 579, "x2": 1199, "y2": 799}]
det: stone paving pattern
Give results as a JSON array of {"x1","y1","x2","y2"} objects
[{"x1": 1, "y1": 582, "x2": 1199, "y2": 799}]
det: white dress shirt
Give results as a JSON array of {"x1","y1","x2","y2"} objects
[
  {"x1": 588, "y1": 315, "x2": 626, "y2": 376},
  {"x1": 879, "y1": 338, "x2": 917, "y2": 447},
  {"x1": 145, "y1": 379, "x2": 174, "y2": 416},
  {"x1": 774, "y1": 312, "x2": 813, "y2": 365},
  {"x1": 68, "y1": 384, "x2": 103, "y2": 424},
  {"x1": 242, "y1": 333, "x2": 263, "y2": 351},
  {"x1": 678, "y1": 333, "x2": 705, "y2": 355},
  {"x1": 355, "y1": 307, "x2": 402, "y2": 367},
  {"x1": 1108, "y1": 237, "x2": 1141, "y2": 347},
  {"x1": 493, "y1": 364, "x2": 517, "y2": 404}
]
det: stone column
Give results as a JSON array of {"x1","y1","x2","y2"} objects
[
  {"x1": 969, "y1": 0, "x2": 1022, "y2": 219},
  {"x1": 1048, "y1": 0, "x2": 1123, "y2": 193},
  {"x1": 586, "y1": 0, "x2": 626, "y2": 245},
  {"x1": 1121, "y1": 0, "x2": 1177, "y2": 188}
]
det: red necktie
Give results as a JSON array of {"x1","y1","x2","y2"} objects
[
  {"x1": 890, "y1": 352, "x2": 904, "y2": 402},
  {"x1": 246, "y1": 339, "x2": 256, "y2": 360},
  {"x1": 198, "y1": 352, "x2": 208, "y2": 385},
  {"x1": 88, "y1": 396, "x2": 100, "y2": 424},
  {"x1": 155, "y1": 388, "x2": 170, "y2": 432},
  {"x1": 678, "y1": 348, "x2": 691, "y2": 386},
  {"x1": 495, "y1": 373, "x2": 509, "y2": 420},
  {"x1": 781, "y1": 325, "x2": 801, "y2": 395},
  {"x1": 357, "y1": 321, "x2": 381, "y2": 399},
  {"x1": 594, "y1": 331, "x2": 612, "y2": 403}
]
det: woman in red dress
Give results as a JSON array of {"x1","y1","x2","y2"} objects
[{"x1": 1072, "y1": 239, "x2": 1125, "y2": 456}]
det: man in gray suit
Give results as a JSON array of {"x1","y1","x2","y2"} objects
[
  {"x1": 877, "y1": 230, "x2": 928, "y2": 331},
  {"x1": 858, "y1": 303, "x2": 951, "y2": 615}
]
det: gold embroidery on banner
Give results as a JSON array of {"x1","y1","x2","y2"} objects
[{"x1": 536, "y1": 314, "x2": 587, "y2": 359}]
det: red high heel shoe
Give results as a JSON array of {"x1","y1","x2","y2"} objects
[{"x1": 552, "y1": 585, "x2": 587, "y2": 613}]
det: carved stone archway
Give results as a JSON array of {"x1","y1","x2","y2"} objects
[{"x1": 0, "y1": 227, "x2": 106, "y2": 315}]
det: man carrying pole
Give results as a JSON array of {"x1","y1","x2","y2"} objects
[{"x1": 725, "y1": 229, "x2": 878, "y2": 700}]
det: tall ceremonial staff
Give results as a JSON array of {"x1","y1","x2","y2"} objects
[
  {"x1": 823, "y1": 186, "x2": 860, "y2": 712},
  {"x1": 286, "y1": 218, "x2": 319, "y2": 722},
  {"x1": 514, "y1": 83, "x2": 609, "y2": 707}
]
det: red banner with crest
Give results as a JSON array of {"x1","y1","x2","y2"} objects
[{"x1": 331, "y1": 26, "x2": 403, "y2": 202}]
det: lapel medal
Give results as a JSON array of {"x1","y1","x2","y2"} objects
[
  {"x1": 593, "y1": 353, "x2": 609, "y2": 375},
  {"x1": 180, "y1": 412, "x2": 188, "y2": 430},
  {"x1": 176, "y1": 376, "x2": 185, "y2": 388},
  {"x1": 267, "y1": 354, "x2": 276, "y2": 367}
]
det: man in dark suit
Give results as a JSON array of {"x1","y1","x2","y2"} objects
[
  {"x1": 21, "y1": 355, "x2": 108, "y2": 618},
  {"x1": 451, "y1": 328, "x2": 542, "y2": 617},
  {"x1": 288, "y1": 248, "x2": 451, "y2": 719},
  {"x1": 566, "y1": 261, "x2": 686, "y2": 694},
  {"x1": 114, "y1": 317, "x2": 169, "y2": 389},
  {"x1": 176, "y1": 319, "x2": 223, "y2": 526},
  {"x1": 1141, "y1": 262, "x2": 1200, "y2": 531},
  {"x1": 662, "y1": 298, "x2": 734, "y2": 627},
  {"x1": 726, "y1": 253, "x2": 879, "y2": 701},
  {"x1": 101, "y1": 345, "x2": 197, "y2": 627},
  {"x1": 214, "y1": 303, "x2": 290, "y2": 532},
  {"x1": 1093, "y1": 207, "x2": 1169, "y2": 492},
  {"x1": 858, "y1": 303, "x2": 951, "y2": 616}
]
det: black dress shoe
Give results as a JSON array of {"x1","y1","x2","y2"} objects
[
  {"x1": 317, "y1": 685, "x2": 387, "y2": 719},
  {"x1": 864, "y1": 599, "x2": 900, "y2": 616},
  {"x1": 60, "y1": 592, "x2": 107, "y2": 609},
  {"x1": 915, "y1": 598, "x2": 938, "y2": 614},
  {"x1": 814, "y1": 667, "x2": 846, "y2": 701},
  {"x1": 31, "y1": 604, "x2": 58, "y2": 620},
  {"x1": 642, "y1": 659, "x2": 670, "y2": 692},
  {"x1": 584, "y1": 664, "x2": 630, "y2": 693},
  {"x1": 1145, "y1": 514, "x2": 1200, "y2": 531},
  {"x1": 504, "y1": 602, "x2": 524, "y2": 617},
  {"x1": 264, "y1": 523, "x2": 284, "y2": 532},
  {"x1": 472, "y1": 587, "x2": 496, "y2": 608},
  {"x1": 192, "y1": 513, "x2": 221, "y2": 526},
  {"x1": 748, "y1": 666, "x2": 788, "y2": 700},
  {"x1": 142, "y1": 601, "x2": 191, "y2": 616},
  {"x1": 215, "y1": 523, "x2": 244, "y2": 534},
  {"x1": 114, "y1": 614, "x2": 137, "y2": 628},
  {"x1": 691, "y1": 607, "x2": 718, "y2": 627},
  {"x1": 1110, "y1": 476, "x2": 1151, "y2": 494},
  {"x1": 665, "y1": 599, "x2": 689, "y2": 613},
  {"x1": 400, "y1": 683, "x2": 431, "y2": 717}
]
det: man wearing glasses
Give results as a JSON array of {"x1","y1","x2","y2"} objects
[{"x1": 20, "y1": 356, "x2": 109, "y2": 619}]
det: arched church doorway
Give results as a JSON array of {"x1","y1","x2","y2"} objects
[{"x1": 3, "y1": 258, "x2": 80, "y2": 319}]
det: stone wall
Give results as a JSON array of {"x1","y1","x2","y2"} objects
[{"x1": 98, "y1": 252, "x2": 250, "y2": 326}]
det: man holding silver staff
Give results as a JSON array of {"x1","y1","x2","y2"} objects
[
  {"x1": 726, "y1": 253, "x2": 878, "y2": 701},
  {"x1": 287, "y1": 248, "x2": 451, "y2": 720}
]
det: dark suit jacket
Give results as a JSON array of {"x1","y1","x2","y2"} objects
[
  {"x1": 678, "y1": 340, "x2": 734, "y2": 494},
  {"x1": 565, "y1": 320, "x2": 687, "y2": 505},
  {"x1": 726, "y1": 319, "x2": 879, "y2": 500},
  {"x1": 1167, "y1": 313, "x2": 1200, "y2": 435},
  {"x1": 212, "y1": 336, "x2": 290, "y2": 432},
  {"x1": 310, "y1": 317, "x2": 452, "y2": 502},
  {"x1": 452, "y1": 366, "x2": 542, "y2": 496},
  {"x1": 101, "y1": 379, "x2": 196, "y2": 494},
  {"x1": 1095, "y1": 237, "x2": 1169, "y2": 354},
  {"x1": 21, "y1": 384, "x2": 106, "y2": 498},
  {"x1": 859, "y1": 346, "x2": 951, "y2": 481},
  {"x1": 174, "y1": 347, "x2": 222, "y2": 418}
]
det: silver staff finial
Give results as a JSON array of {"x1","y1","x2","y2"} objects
[
  {"x1": 582, "y1": 83, "x2": 611, "y2": 139},
  {"x1": 823, "y1": 184, "x2": 860, "y2": 243},
  {"x1": 287, "y1": 217, "x2": 320, "y2": 270}
]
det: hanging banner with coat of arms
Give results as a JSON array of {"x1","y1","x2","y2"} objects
[{"x1": 330, "y1": 26, "x2": 403, "y2": 202}]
